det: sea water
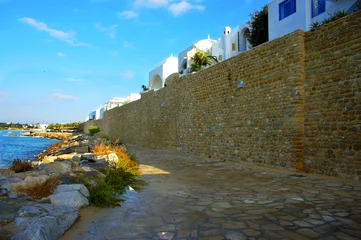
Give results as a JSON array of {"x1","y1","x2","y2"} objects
[{"x1": 0, "y1": 130, "x2": 60, "y2": 167}]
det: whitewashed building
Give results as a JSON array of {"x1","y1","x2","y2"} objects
[
  {"x1": 268, "y1": 0, "x2": 360, "y2": 40},
  {"x1": 178, "y1": 23, "x2": 251, "y2": 75},
  {"x1": 149, "y1": 55, "x2": 178, "y2": 90}
]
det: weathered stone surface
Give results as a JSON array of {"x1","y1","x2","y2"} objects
[
  {"x1": 54, "y1": 184, "x2": 90, "y2": 197},
  {"x1": 56, "y1": 153, "x2": 77, "y2": 161},
  {"x1": 95, "y1": 153, "x2": 119, "y2": 164},
  {"x1": 0, "y1": 204, "x2": 21, "y2": 224},
  {"x1": 42, "y1": 156, "x2": 57, "y2": 164},
  {"x1": 81, "y1": 10, "x2": 361, "y2": 180},
  {"x1": 0, "y1": 169, "x2": 15, "y2": 178},
  {"x1": 43, "y1": 162, "x2": 72, "y2": 175},
  {"x1": 13, "y1": 204, "x2": 78, "y2": 240},
  {"x1": 80, "y1": 153, "x2": 95, "y2": 161},
  {"x1": 11, "y1": 175, "x2": 50, "y2": 194},
  {"x1": 49, "y1": 191, "x2": 89, "y2": 208},
  {"x1": 71, "y1": 154, "x2": 82, "y2": 162}
]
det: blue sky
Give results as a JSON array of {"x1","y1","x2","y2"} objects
[{"x1": 0, "y1": 0, "x2": 269, "y2": 124}]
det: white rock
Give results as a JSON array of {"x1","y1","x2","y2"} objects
[
  {"x1": 42, "y1": 156, "x2": 58, "y2": 164},
  {"x1": 95, "y1": 153, "x2": 119, "y2": 165},
  {"x1": 55, "y1": 184, "x2": 90, "y2": 197},
  {"x1": 49, "y1": 191, "x2": 89, "y2": 208}
]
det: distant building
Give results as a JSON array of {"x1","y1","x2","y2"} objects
[
  {"x1": 39, "y1": 124, "x2": 49, "y2": 131},
  {"x1": 268, "y1": 0, "x2": 359, "y2": 40}
]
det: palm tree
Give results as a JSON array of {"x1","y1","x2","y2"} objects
[{"x1": 190, "y1": 50, "x2": 218, "y2": 72}]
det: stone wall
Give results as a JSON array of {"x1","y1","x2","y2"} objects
[
  {"x1": 83, "y1": 10, "x2": 361, "y2": 179},
  {"x1": 304, "y1": 11, "x2": 361, "y2": 179}
]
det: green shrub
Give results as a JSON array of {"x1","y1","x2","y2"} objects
[
  {"x1": 311, "y1": 10, "x2": 349, "y2": 31},
  {"x1": 88, "y1": 125, "x2": 100, "y2": 136}
]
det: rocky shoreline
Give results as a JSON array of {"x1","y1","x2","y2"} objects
[{"x1": 0, "y1": 133, "x2": 127, "y2": 240}]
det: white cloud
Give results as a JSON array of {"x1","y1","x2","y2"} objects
[
  {"x1": 118, "y1": 10, "x2": 138, "y2": 19},
  {"x1": 120, "y1": 71, "x2": 134, "y2": 80},
  {"x1": 57, "y1": 52, "x2": 65, "y2": 57},
  {"x1": 19, "y1": 17, "x2": 90, "y2": 47},
  {"x1": 123, "y1": 41, "x2": 135, "y2": 49},
  {"x1": 95, "y1": 23, "x2": 117, "y2": 39},
  {"x1": 64, "y1": 78, "x2": 84, "y2": 82},
  {"x1": 48, "y1": 93, "x2": 78, "y2": 101},
  {"x1": 131, "y1": 0, "x2": 205, "y2": 17},
  {"x1": 109, "y1": 50, "x2": 119, "y2": 57},
  {"x1": 168, "y1": 1, "x2": 204, "y2": 16},
  {"x1": 134, "y1": 0, "x2": 169, "y2": 8}
]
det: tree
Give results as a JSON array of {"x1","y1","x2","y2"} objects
[
  {"x1": 245, "y1": 5, "x2": 269, "y2": 48},
  {"x1": 141, "y1": 85, "x2": 149, "y2": 92}
]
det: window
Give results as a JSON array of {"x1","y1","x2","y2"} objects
[
  {"x1": 279, "y1": 0, "x2": 296, "y2": 20},
  {"x1": 232, "y1": 43, "x2": 236, "y2": 51},
  {"x1": 312, "y1": 0, "x2": 325, "y2": 17},
  {"x1": 218, "y1": 55, "x2": 223, "y2": 61}
]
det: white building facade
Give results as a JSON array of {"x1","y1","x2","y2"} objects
[
  {"x1": 149, "y1": 55, "x2": 179, "y2": 90},
  {"x1": 178, "y1": 23, "x2": 251, "y2": 75},
  {"x1": 268, "y1": 0, "x2": 359, "y2": 41}
]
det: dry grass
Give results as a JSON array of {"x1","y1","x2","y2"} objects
[
  {"x1": 37, "y1": 142, "x2": 64, "y2": 160},
  {"x1": 23, "y1": 177, "x2": 58, "y2": 199},
  {"x1": 91, "y1": 141, "x2": 139, "y2": 175},
  {"x1": 9, "y1": 159, "x2": 34, "y2": 173}
]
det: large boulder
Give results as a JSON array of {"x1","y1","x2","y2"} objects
[
  {"x1": 13, "y1": 204, "x2": 79, "y2": 240},
  {"x1": 12, "y1": 175, "x2": 50, "y2": 194},
  {"x1": 54, "y1": 184, "x2": 90, "y2": 197},
  {"x1": 0, "y1": 177, "x2": 21, "y2": 196},
  {"x1": 75, "y1": 146, "x2": 89, "y2": 153},
  {"x1": 42, "y1": 156, "x2": 58, "y2": 164},
  {"x1": 43, "y1": 162, "x2": 72, "y2": 175},
  {"x1": 49, "y1": 191, "x2": 89, "y2": 208},
  {"x1": 0, "y1": 169, "x2": 15, "y2": 178},
  {"x1": 56, "y1": 153, "x2": 77, "y2": 161},
  {"x1": 95, "y1": 153, "x2": 119, "y2": 165},
  {"x1": 71, "y1": 154, "x2": 82, "y2": 162},
  {"x1": 80, "y1": 153, "x2": 95, "y2": 161},
  {"x1": 13, "y1": 169, "x2": 49, "y2": 180}
]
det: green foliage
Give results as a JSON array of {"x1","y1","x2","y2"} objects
[
  {"x1": 74, "y1": 164, "x2": 142, "y2": 207},
  {"x1": 246, "y1": 5, "x2": 269, "y2": 48},
  {"x1": 311, "y1": 10, "x2": 349, "y2": 31},
  {"x1": 88, "y1": 125, "x2": 100, "y2": 136},
  {"x1": 190, "y1": 50, "x2": 218, "y2": 73},
  {"x1": 141, "y1": 85, "x2": 149, "y2": 92},
  {"x1": 47, "y1": 122, "x2": 82, "y2": 130}
]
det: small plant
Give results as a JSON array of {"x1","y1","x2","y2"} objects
[
  {"x1": 88, "y1": 125, "x2": 100, "y2": 136},
  {"x1": 311, "y1": 10, "x2": 348, "y2": 31},
  {"x1": 10, "y1": 159, "x2": 34, "y2": 173},
  {"x1": 23, "y1": 176, "x2": 58, "y2": 199},
  {"x1": 141, "y1": 85, "x2": 149, "y2": 92}
]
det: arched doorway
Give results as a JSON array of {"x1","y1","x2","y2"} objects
[
  {"x1": 149, "y1": 74, "x2": 162, "y2": 90},
  {"x1": 239, "y1": 27, "x2": 250, "y2": 52}
]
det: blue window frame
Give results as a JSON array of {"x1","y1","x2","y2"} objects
[
  {"x1": 279, "y1": 0, "x2": 296, "y2": 21},
  {"x1": 312, "y1": 0, "x2": 326, "y2": 17}
]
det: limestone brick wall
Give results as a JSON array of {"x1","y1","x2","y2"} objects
[
  {"x1": 304, "y1": 10, "x2": 361, "y2": 179},
  {"x1": 82, "y1": 10, "x2": 361, "y2": 179}
]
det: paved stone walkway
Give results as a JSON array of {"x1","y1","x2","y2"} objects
[{"x1": 61, "y1": 146, "x2": 361, "y2": 240}]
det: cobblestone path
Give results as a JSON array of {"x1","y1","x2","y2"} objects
[{"x1": 61, "y1": 146, "x2": 361, "y2": 240}]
